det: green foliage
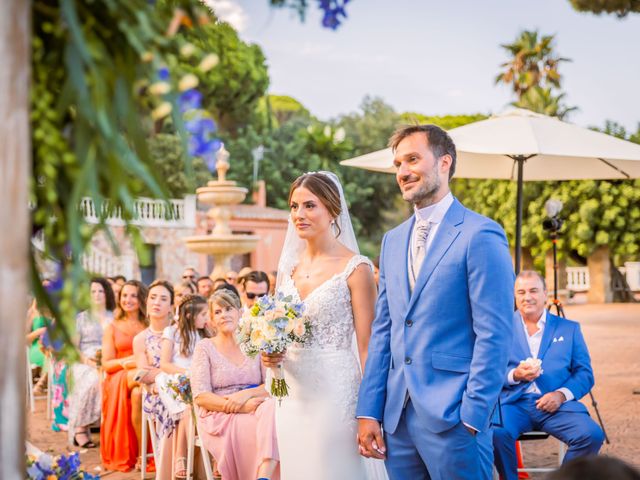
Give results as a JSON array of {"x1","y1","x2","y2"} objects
[
  {"x1": 31, "y1": 0, "x2": 203, "y2": 356},
  {"x1": 512, "y1": 86, "x2": 578, "y2": 120},
  {"x1": 145, "y1": 134, "x2": 212, "y2": 197},
  {"x1": 400, "y1": 112, "x2": 488, "y2": 130},
  {"x1": 569, "y1": 0, "x2": 640, "y2": 16},
  {"x1": 176, "y1": 21, "x2": 270, "y2": 134}
]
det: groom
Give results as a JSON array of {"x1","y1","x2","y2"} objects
[{"x1": 357, "y1": 125, "x2": 514, "y2": 480}]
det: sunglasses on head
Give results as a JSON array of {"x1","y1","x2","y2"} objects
[
  {"x1": 246, "y1": 292, "x2": 267, "y2": 300},
  {"x1": 183, "y1": 274, "x2": 195, "y2": 279}
]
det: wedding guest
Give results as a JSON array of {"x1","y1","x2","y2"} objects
[
  {"x1": 133, "y1": 280, "x2": 175, "y2": 476},
  {"x1": 101, "y1": 280, "x2": 148, "y2": 472},
  {"x1": 191, "y1": 289, "x2": 279, "y2": 480},
  {"x1": 174, "y1": 280, "x2": 196, "y2": 320},
  {"x1": 372, "y1": 256, "x2": 380, "y2": 287},
  {"x1": 212, "y1": 277, "x2": 227, "y2": 290},
  {"x1": 67, "y1": 277, "x2": 115, "y2": 448},
  {"x1": 26, "y1": 299, "x2": 50, "y2": 394},
  {"x1": 182, "y1": 266, "x2": 198, "y2": 283},
  {"x1": 239, "y1": 271, "x2": 270, "y2": 308},
  {"x1": 197, "y1": 276, "x2": 214, "y2": 298},
  {"x1": 109, "y1": 275, "x2": 127, "y2": 300},
  {"x1": 267, "y1": 271, "x2": 277, "y2": 296},
  {"x1": 493, "y1": 271, "x2": 604, "y2": 480},
  {"x1": 225, "y1": 270, "x2": 238, "y2": 286},
  {"x1": 157, "y1": 294, "x2": 211, "y2": 479}
]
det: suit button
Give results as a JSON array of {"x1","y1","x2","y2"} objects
[
  {"x1": 404, "y1": 357, "x2": 412, "y2": 365},
  {"x1": 406, "y1": 319, "x2": 413, "y2": 327}
]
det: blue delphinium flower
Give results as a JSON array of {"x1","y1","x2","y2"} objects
[
  {"x1": 318, "y1": 0, "x2": 349, "y2": 30},
  {"x1": 158, "y1": 67, "x2": 170, "y2": 81},
  {"x1": 179, "y1": 89, "x2": 203, "y2": 113}
]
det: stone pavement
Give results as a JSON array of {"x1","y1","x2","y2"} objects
[{"x1": 26, "y1": 303, "x2": 640, "y2": 479}]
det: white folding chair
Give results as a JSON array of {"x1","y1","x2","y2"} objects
[
  {"x1": 140, "y1": 384, "x2": 160, "y2": 479},
  {"x1": 186, "y1": 405, "x2": 215, "y2": 480}
]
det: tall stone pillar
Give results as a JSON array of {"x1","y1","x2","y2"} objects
[{"x1": 587, "y1": 246, "x2": 613, "y2": 304}]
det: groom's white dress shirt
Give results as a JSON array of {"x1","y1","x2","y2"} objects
[
  {"x1": 507, "y1": 310, "x2": 574, "y2": 402},
  {"x1": 408, "y1": 192, "x2": 454, "y2": 290}
]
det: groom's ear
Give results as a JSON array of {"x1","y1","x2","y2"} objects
[{"x1": 439, "y1": 154, "x2": 453, "y2": 180}]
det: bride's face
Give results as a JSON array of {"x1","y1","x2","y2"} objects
[
  {"x1": 290, "y1": 186, "x2": 333, "y2": 240},
  {"x1": 210, "y1": 302, "x2": 240, "y2": 334}
]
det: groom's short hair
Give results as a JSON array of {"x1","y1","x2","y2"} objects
[{"x1": 388, "y1": 124, "x2": 457, "y2": 180}]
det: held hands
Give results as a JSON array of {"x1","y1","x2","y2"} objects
[
  {"x1": 261, "y1": 351, "x2": 286, "y2": 369},
  {"x1": 535, "y1": 391, "x2": 566, "y2": 413},
  {"x1": 357, "y1": 418, "x2": 386, "y2": 460}
]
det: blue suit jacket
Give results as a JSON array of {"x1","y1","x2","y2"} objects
[
  {"x1": 500, "y1": 311, "x2": 594, "y2": 413},
  {"x1": 356, "y1": 198, "x2": 515, "y2": 434}
]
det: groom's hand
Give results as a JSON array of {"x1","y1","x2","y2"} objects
[{"x1": 357, "y1": 418, "x2": 386, "y2": 460}]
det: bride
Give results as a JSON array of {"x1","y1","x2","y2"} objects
[{"x1": 262, "y1": 171, "x2": 387, "y2": 479}]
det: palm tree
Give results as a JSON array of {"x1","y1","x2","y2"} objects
[
  {"x1": 495, "y1": 30, "x2": 570, "y2": 97},
  {"x1": 512, "y1": 86, "x2": 578, "y2": 120}
]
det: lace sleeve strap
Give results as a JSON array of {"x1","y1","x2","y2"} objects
[{"x1": 343, "y1": 254, "x2": 374, "y2": 280}]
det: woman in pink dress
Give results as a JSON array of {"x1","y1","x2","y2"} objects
[{"x1": 191, "y1": 289, "x2": 279, "y2": 480}]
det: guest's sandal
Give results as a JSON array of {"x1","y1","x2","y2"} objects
[{"x1": 174, "y1": 457, "x2": 187, "y2": 479}]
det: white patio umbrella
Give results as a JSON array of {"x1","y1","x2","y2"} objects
[{"x1": 340, "y1": 108, "x2": 640, "y2": 272}]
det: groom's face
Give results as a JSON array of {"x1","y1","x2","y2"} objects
[{"x1": 393, "y1": 132, "x2": 444, "y2": 208}]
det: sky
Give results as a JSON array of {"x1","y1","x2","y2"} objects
[{"x1": 209, "y1": 0, "x2": 640, "y2": 131}]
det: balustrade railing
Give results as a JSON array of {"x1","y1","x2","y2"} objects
[
  {"x1": 566, "y1": 267, "x2": 590, "y2": 291},
  {"x1": 80, "y1": 196, "x2": 196, "y2": 228}
]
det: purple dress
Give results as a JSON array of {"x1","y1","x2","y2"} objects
[{"x1": 191, "y1": 339, "x2": 279, "y2": 480}]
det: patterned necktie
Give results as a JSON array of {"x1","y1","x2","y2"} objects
[{"x1": 411, "y1": 220, "x2": 433, "y2": 286}]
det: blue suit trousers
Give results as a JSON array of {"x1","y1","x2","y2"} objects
[{"x1": 493, "y1": 395, "x2": 604, "y2": 480}]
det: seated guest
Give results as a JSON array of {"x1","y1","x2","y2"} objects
[
  {"x1": 26, "y1": 299, "x2": 51, "y2": 394},
  {"x1": 197, "y1": 276, "x2": 214, "y2": 298},
  {"x1": 174, "y1": 280, "x2": 196, "y2": 321},
  {"x1": 108, "y1": 275, "x2": 127, "y2": 300},
  {"x1": 212, "y1": 277, "x2": 227, "y2": 291},
  {"x1": 267, "y1": 271, "x2": 277, "y2": 296},
  {"x1": 191, "y1": 289, "x2": 279, "y2": 480},
  {"x1": 101, "y1": 280, "x2": 148, "y2": 472},
  {"x1": 493, "y1": 271, "x2": 604, "y2": 480},
  {"x1": 182, "y1": 266, "x2": 198, "y2": 283},
  {"x1": 225, "y1": 270, "x2": 238, "y2": 286},
  {"x1": 133, "y1": 280, "x2": 175, "y2": 475},
  {"x1": 68, "y1": 277, "x2": 115, "y2": 448},
  {"x1": 157, "y1": 294, "x2": 211, "y2": 478},
  {"x1": 239, "y1": 270, "x2": 270, "y2": 308}
]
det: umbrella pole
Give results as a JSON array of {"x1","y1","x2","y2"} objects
[{"x1": 513, "y1": 156, "x2": 526, "y2": 274}]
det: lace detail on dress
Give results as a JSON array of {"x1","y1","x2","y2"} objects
[{"x1": 279, "y1": 254, "x2": 373, "y2": 351}]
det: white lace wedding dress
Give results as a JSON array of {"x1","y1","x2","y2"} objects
[{"x1": 276, "y1": 254, "x2": 387, "y2": 480}]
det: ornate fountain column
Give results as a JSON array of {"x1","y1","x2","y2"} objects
[{"x1": 184, "y1": 145, "x2": 259, "y2": 279}]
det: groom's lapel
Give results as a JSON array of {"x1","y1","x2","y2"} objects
[
  {"x1": 407, "y1": 199, "x2": 464, "y2": 313},
  {"x1": 393, "y1": 217, "x2": 414, "y2": 308}
]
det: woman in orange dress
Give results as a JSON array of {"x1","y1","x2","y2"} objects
[{"x1": 100, "y1": 280, "x2": 148, "y2": 472}]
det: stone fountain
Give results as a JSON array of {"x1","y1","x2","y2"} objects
[{"x1": 184, "y1": 145, "x2": 259, "y2": 279}]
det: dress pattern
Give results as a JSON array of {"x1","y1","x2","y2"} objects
[
  {"x1": 68, "y1": 310, "x2": 111, "y2": 443},
  {"x1": 276, "y1": 254, "x2": 373, "y2": 480},
  {"x1": 141, "y1": 328, "x2": 175, "y2": 438}
]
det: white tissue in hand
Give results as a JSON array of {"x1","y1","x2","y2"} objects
[{"x1": 519, "y1": 357, "x2": 543, "y2": 374}]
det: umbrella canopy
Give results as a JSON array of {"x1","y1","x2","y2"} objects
[{"x1": 340, "y1": 108, "x2": 640, "y2": 271}]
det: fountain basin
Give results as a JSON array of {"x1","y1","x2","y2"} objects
[
  {"x1": 184, "y1": 234, "x2": 259, "y2": 255},
  {"x1": 196, "y1": 185, "x2": 248, "y2": 206}
]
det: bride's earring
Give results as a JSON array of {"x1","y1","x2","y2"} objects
[{"x1": 331, "y1": 219, "x2": 339, "y2": 238}]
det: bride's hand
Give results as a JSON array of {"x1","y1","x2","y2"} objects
[
  {"x1": 261, "y1": 351, "x2": 285, "y2": 368},
  {"x1": 357, "y1": 418, "x2": 387, "y2": 460}
]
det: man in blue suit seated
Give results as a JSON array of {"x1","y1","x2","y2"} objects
[{"x1": 493, "y1": 270, "x2": 605, "y2": 480}]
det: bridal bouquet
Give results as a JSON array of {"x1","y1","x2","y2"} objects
[
  {"x1": 166, "y1": 374, "x2": 193, "y2": 405},
  {"x1": 237, "y1": 293, "x2": 309, "y2": 403}
]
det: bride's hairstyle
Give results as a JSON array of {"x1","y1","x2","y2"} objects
[{"x1": 288, "y1": 173, "x2": 343, "y2": 237}]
